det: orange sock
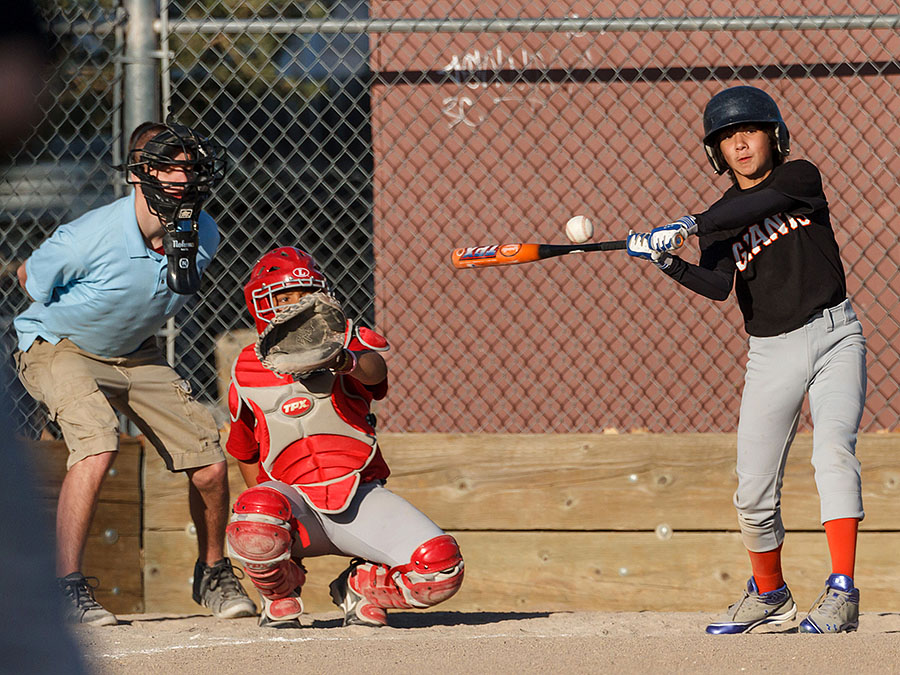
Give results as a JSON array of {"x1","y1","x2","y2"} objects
[
  {"x1": 748, "y1": 544, "x2": 784, "y2": 593},
  {"x1": 824, "y1": 517, "x2": 858, "y2": 579}
]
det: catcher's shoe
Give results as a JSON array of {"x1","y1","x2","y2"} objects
[
  {"x1": 329, "y1": 559, "x2": 388, "y2": 627},
  {"x1": 193, "y1": 558, "x2": 257, "y2": 619},
  {"x1": 258, "y1": 593, "x2": 304, "y2": 629},
  {"x1": 798, "y1": 574, "x2": 859, "y2": 634},
  {"x1": 706, "y1": 577, "x2": 797, "y2": 634},
  {"x1": 57, "y1": 572, "x2": 118, "y2": 626}
]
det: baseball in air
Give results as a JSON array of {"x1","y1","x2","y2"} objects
[{"x1": 565, "y1": 215, "x2": 594, "y2": 244}]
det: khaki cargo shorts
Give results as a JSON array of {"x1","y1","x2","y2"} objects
[{"x1": 15, "y1": 337, "x2": 224, "y2": 471}]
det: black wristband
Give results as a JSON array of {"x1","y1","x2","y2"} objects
[{"x1": 334, "y1": 349, "x2": 357, "y2": 374}]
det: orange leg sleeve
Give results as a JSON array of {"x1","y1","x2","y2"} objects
[
  {"x1": 748, "y1": 543, "x2": 784, "y2": 593},
  {"x1": 824, "y1": 517, "x2": 858, "y2": 580}
]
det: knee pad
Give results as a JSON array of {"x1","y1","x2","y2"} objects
[
  {"x1": 227, "y1": 487, "x2": 306, "y2": 599},
  {"x1": 232, "y1": 485, "x2": 293, "y2": 520},
  {"x1": 349, "y1": 535, "x2": 465, "y2": 610},
  {"x1": 227, "y1": 487, "x2": 293, "y2": 565},
  {"x1": 407, "y1": 534, "x2": 464, "y2": 577},
  {"x1": 398, "y1": 534, "x2": 464, "y2": 606}
]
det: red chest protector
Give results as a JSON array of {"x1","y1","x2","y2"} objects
[{"x1": 228, "y1": 337, "x2": 390, "y2": 514}]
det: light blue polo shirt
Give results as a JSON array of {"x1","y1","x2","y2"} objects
[{"x1": 14, "y1": 191, "x2": 220, "y2": 357}]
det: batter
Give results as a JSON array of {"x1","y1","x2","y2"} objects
[{"x1": 626, "y1": 86, "x2": 867, "y2": 635}]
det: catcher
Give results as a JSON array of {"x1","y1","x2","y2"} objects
[{"x1": 224, "y1": 246, "x2": 464, "y2": 628}]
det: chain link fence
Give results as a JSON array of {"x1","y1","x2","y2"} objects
[
  {"x1": 1, "y1": 0, "x2": 124, "y2": 436},
  {"x1": 3, "y1": 1, "x2": 898, "y2": 438}
]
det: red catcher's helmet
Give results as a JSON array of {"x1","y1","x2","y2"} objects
[{"x1": 244, "y1": 247, "x2": 329, "y2": 333}]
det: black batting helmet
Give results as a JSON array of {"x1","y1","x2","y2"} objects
[{"x1": 702, "y1": 86, "x2": 790, "y2": 174}]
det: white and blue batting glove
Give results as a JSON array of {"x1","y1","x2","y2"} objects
[
  {"x1": 649, "y1": 215, "x2": 697, "y2": 252},
  {"x1": 626, "y1": 231, "x2": 673, "y2": 270},
  {"x1": 626, "y1": 231, "x2": 655, "y2": 260}
]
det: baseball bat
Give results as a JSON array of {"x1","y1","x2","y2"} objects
[
  {"x1": 451, "y1": 234, "x2": 685, "y2": 269},
  {"x1": 449, "y1": 240, "x2": 626, "y2": 269}
]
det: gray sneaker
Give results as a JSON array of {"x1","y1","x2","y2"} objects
[
  {"x1": 193, "y1": 558, "x2": 257, "y2": 619},
  {"x1": 57, "y1": 572, "x2": 118, "y2": 626},
  {"x1": 706, "y1": 577, "x2": 797, "y2": 634},
  {"x1": 799, "y1": 573, "x2": 859, "y2": 633}
]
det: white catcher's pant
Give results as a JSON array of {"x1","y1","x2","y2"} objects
[
  {"x1": 734, "y1": 298, "x2": 867, "y2": 552},
  {"x1": 260, "y1": 479, "x2": 445, "y2": 567}
]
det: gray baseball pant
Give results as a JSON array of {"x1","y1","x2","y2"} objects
[
  {"x1": 734, "y1": 298, "x2": 867, "y2": 552},
  {"x1": 261, "y1": 479, "x2": 446, "y2": 566}
]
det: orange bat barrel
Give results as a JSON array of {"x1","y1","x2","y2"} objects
[{"x1": 451, "y1": 243, "x2": 542, "y2": 268}]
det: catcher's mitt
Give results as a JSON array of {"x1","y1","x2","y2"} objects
[{"x1": 255, "y1": 292, "x2": 348, "y2": 376}]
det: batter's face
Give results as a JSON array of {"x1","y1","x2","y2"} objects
[{"x1": 718, "y1": 125, "x2": 774, "y2": 189}]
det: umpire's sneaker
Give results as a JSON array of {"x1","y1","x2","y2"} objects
[
  {"x1": 57, "y1": 572, "x2": 118, "y2": 626},
  {"x1": 799, "y1": 574, "x2": 859, "y2": 634},
  {"x1": 706, "y1": 577, "x2": 797, "y2": 634},
  {"x1": 193, "y1": 558, "x2": 257, "y2": 619}
]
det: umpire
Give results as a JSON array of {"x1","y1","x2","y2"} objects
[{"x1": 12, "y1": 120, "x2": 256, "y2": 625}]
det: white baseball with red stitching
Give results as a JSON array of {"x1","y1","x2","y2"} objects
[{"x1": 565, "y1": 215, "x2": 593, "y2": 244}]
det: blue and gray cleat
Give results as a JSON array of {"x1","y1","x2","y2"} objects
[
  {"x1": 798, "y1": 573, "x2": 859, "y2": 634},
  {"x1": 706, "y1": 577, "x2": 797, "y2": 635}
]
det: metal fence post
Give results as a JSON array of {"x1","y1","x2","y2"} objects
[
  {"x1": 122, "y1": 0, "x2": 158, "y2": 144},
  {"x1": 123, "y1": 0, "x2": 180, "y2": 366}
]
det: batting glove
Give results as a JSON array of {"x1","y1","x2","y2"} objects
[
  {"x1": 626, "y1": 231, "x2": 673, "y2": 270},
  {"x1": 649, "y1": 215, "x2": 697, "y2": 252}
]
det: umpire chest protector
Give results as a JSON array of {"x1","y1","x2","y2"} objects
[{"x1": 230, "y1": 349, "x2": 379, "y2": 513}]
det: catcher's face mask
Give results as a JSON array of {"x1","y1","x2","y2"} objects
[
  {"x1": 244, "y1": 247, "x2": 330, "y2": 333},
  {"x1": 125, "y1": 120, "x2": 226, "y2": 295}
]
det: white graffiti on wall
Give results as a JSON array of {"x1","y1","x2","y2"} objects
[
  {"x1": 443, "y1": 47, "x2": 548, "y2": 88},
  {"x1": 441, "y1": 95, "x2": 482, "y2": 128},
  {"x1": 438, "y1": 24, "x2": 592, "y2": 129},
  {"x1": 441, "y1": 93, "x2": 549, "y2": 129}
]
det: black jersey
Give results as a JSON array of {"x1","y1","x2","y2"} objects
[{"x1": 664, "y1": 160, "x2": 847, "y2": 337}]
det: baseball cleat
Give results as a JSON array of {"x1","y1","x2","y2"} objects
[
  {"x1": 798, "y1": 574, "x2": 859, "y2": 634},
  {"x1": 257, "y1": 592, "x2": 304, "y2": 629},
  {"x1": 258, "y1": 614, "x2": 302, "y2": 629},
  {"x1": 329, "y1": 560, "x2": 388, "y2": 627},
  {"x1": 706, "y1": 577, "x2": 797, "y2": 634}
]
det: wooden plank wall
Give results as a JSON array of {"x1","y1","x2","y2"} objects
[
  {"x1": 28, "y1": 438, "x2": 144, "y2": 615},
  {"x1": 24, "y1": 327, "x2": 900, "y2": 615},
  {"x1": 381, "y1": 433, "x2": 900, "y2": 612},
  {"x1": 141, "y1": 432, "x2": 900, "y2": 615}
]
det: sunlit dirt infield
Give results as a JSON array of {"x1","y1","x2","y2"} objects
[{"x1": 78, "y1": 609, "x2": 900, "y2": 674}]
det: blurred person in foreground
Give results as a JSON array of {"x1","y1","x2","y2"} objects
[{"x1": 0, "y1": 0, "x2": 88, "y2": 672}]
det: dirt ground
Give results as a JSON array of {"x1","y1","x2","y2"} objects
[{"x1": 76, "y1": 609, "x2": 900, "y2": 674}]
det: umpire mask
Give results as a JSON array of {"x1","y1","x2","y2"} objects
[{"x1": 125, "y1": 120, "x2": 226, "y2": 294}]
